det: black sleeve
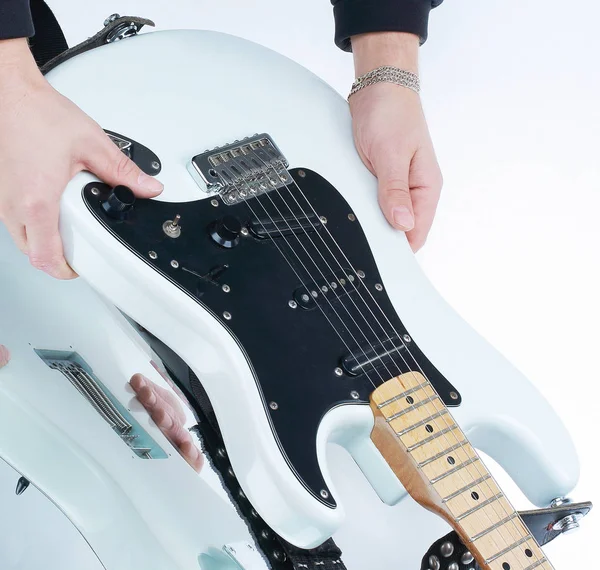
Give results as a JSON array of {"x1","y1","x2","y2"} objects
[
  {"x1": 0, "y1": 0, "x2": 34, "y2": 40},
  {"x1": 331, "y1": 0, "x2": 443, "y2": 51}
]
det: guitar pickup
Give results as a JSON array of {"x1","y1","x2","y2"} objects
[
  {"x1": 340, "y1": 335, "x2": 408, "y2": 377},
  {"x1": 249, "y1": 213, "x2": 320, "y2": 239},
  {"x1": 293, "y1": 269, "x2": 361, "y2": 310}
]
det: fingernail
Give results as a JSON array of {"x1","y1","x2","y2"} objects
[
  {"x1": 392, "y1": 206, "x2": 414, "y2": 231},
  {"x1": 0, "y1": 345, "x2": 10, "y2": 368},
  {"x1": 138, "y1": 172, "x2": 164, "y2": 194}
]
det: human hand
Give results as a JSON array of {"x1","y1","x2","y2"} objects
[
  {"x1": 350, "y1": 33, "x2": 443, "y2": 251},
  {"x1": 0, "y1": 345, "x2": 9, "y2": 368},
  {"x1": 0, "y1": 39, "x2": 164, "y2": 279}
]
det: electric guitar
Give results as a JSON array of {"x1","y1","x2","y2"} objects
[{"x1": 47, "y1": 28, "x2": 581, "y2": 569}]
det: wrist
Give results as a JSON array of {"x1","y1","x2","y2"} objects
[
  {"x1": 352, "y1": 32, "x2": 419, "y2": 78},
  {"x1": 0, "y1": 38, "x2": 44, "y2": 89}
]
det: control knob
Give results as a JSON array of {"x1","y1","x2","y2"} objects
[
  {"x1": 209, "y1": 216, "x2": 242, "y2": 248},
  {"x1": 102, "y1": 185, "x2": 136, "y2": 219}
]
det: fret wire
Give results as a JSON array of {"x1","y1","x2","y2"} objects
[
  {"x1": 430, "y1": 457, "x2": 479, "y2": 484},
  {"x1": 470, "y1": 512, "x2": 520, "y2": 542},
  {"x1": 456, "y1": 492, "x2": 503, "y2": 521},
  {"x1": 442, "y1": 474, "x2": 492, "y2": 502},
  {"x1": 524, "y1": 559, "x2": 548, "y2": 570},
  {"x1": 386, "y1": 394, "x2": 440, "y2": 422},
  {"x1": 395, "y1": 409, "x2": 449, "y2": 436},
  {"x1": 376, "y1": 381, "x2": 429, "y2": 408},
  {"x1": 486, "y1": 536, "x2": 531, "y2": 564},
  {"x1": 418, "y1": 441, "x2": 468, "y2": 467},
  {"x1": 407, "y1": 425, "x2": 459, "y2": 451}
]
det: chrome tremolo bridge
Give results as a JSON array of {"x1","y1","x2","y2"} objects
[{"x1": 190, "y1": 134, "x2": 293, "y2": 205}]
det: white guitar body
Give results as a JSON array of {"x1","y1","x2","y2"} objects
[{"x1": 0, "y1": 28, "x2": 581, "y2": 570}]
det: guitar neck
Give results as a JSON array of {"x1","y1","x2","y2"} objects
[{"x1": 369, "y1": 373, "x2": 554, "y2": 570}]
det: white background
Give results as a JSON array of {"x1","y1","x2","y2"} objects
[{"x1": 7, "y1": 0, "x2": 600, "y2": 568}]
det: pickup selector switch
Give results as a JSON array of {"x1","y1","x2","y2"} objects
[
  {"x1": 102, "y1": 185, "x2": 136, "y2": 220},
  {"x1": 209, "y1": 216, "x2": 242, "y2": 248}
]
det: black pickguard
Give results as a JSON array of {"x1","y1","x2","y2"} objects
[{"x1": 83, "y1": 169, "x2": 461, "y2": 507}]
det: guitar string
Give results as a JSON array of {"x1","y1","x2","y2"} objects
[
  {"x1": 246, "y1": 161, "x2": 524, "y2": 567},
  {"x1": 221, "y1": 172, "x2": 388, "y2": 391},
  {"x1": 216, "y1": 153, "x2": 536, "y2": 567},
  {"x1": 230, "y1": 158, "x2": 516, "y2": 569},
  {"x1": 261, "y1": 162, "x2": 540, "y2": 569}
]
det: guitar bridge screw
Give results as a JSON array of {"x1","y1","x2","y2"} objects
[
  {"x1": 348, "y1": 213, "x2": 356, "y2": 222},
  {"x1": 171, "y1": 260, "x2": 179, "y2": 269},
  {"x1": 222, "y1": 284, "x2": 231, "y2": 293},
  {"x1": 269, "y1": 401, "x2": 279, "y2": 410},
  {"x1": 211, "y1": 199, "x2": 219, "y2": 207},
  {"x1": 357, "y1": 270, "x2": 366, "y2": 279},
  {"x1": 148, "y1": 251, "x2": 158, "y2": 260},
  {"x1": 350, "y1": 391, "x2": 360, "y2": 400},
  {"x1": 320, "y1": 489, "x2": 329, "y2": 499},
  {"x1": 91, "y1": 187, "x2": 100, "y2": 196},
  {"x1": 241, "y1": 227, "x2": 249, "y2": 236},
  {"x1": 375, "y1": 283, "x2": 383, "y2": 291},
  {"x1": 288, "y1": 300, "x2": 298, "y2": 309},
  {"x1": 334, "y1": 367, "x2": 344, "y2": 377},
  {"x1": 223, "y1": 311, "x2": 232, "y2": 320},
  {"x1": 403, "y1": 334, "x2": 411, "y2": 343}
]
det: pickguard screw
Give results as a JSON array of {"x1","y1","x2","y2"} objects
[
  {"x1": 211, "y1": 198, "x2": 219, "y2": 207},
  {"x1": 171, "y1": 260, "x2": 179, "y2": 269},
  {"x1": 375, "y1": 283, "x2": 383, "y2": 291},
  {"x1": 151, "y1": 161, "x2": 160, "y2": 170},
  {"x1": 320, "y1": 489, "x2": 329, "y2": 499},
  {"x1": 320, "y1": 216, "x2": 327, "y2": 225},
  {"x1": 217, "y1": 447, "x2": 227, "y2": 458},
  {"x1": 334, "y1": 367, "x2": 344, "y2": 377},
  {"x1": 298, "y1": 170, "x2": 306, "y2": 178},
  {"x1": 450, "y1": 391, "x2": 459, "y2": 400},
  {"x1": 357, "y1": 270, "x2": 366, "y2": 279},
  {"x1": 269, "y1": 401, "x2": 279, "y2": 410},
  {"x1": 91, "y1": 187, "x2": 100, "y2": 196},
  {"x1": 288, "y1": 300, "x2": 298, "y2": 309},
  {"x1": 350, "y1": 391, "x2": 360, "y2": 400},
  {"x1": 222, "y1": 284, "x2": 231, "y2": 293},
  {"x1": 148, "y1": 251, "x2": 158, "y2": 260},
  {"x1": 223, "y1": 311, "x2": 232, "y2": 320},
  {"x1": 348, "y1": 213, "x2": 356, "y2": 222},
  {"x1": 241, "y1": 227, "x2": 249, "y2": 236},
  {"x1": 403, "y1": 334, "x2": 411, "y2": 343}
]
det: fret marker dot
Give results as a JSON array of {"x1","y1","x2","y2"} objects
[
  {"x1": 447, "y1": 456, "x2": 455, "y2": 465},
  {"x1": 502, "y1": 563, "x2": 510, "y2": 570},
  {"x1": 525, "y1": 549, "x2": 533, "y2": 558},
  {"x1": 425, "y1": 424, "x2": 434, "y2": 433},
  {"x1": 471, "y1": 491, "x2": 480, "y2": 501},
  {"x1": 406, "y1": 396, "x2": 415, "y2": 404}
]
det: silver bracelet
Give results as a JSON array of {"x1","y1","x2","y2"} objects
[{"x1": 348, "y1": 66, "x2": 420, "y2": 99}]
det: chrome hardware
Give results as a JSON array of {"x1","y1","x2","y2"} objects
[
  {"x1": 298, "y1": 170, "x2": 306, "y2": 178},
  {"x1": 170, "y1": 260, "x2": 179, "y2": 269},
  {"x1": 190, "y1": 134, "x2": 292, "y2": 205},
  {"x1": 448, "y1": 563, "x2": 459, "y2": 570},
  {"x1": 375, "y1": 283, "x2": 383, "y2": 291},
  {"x1": 151, "y1": 161, "x2": 160, "y2": 170},
  {"x1": 320, "y1": 489, "x2": 329, "y2": 499},
  {"x1": 461, "y1": 552, "x2": 475, "y2": 565},
  {"x1": 552, "y1": 513, "x2": 583, "y2": 534},
  {"x1": 163, "y1": 215, "x2": 182, "y2": 238},
  {"x1": 319, "y1": 216, "x2": 328, "y2": 225},
  {"x1": 211, "y1": 199, "x2": 219, "y2": 207},
  {"x1": 450, "y1": 391, "x2": 459, "y2": 400},
  {"x1": 91, "y1": 187, "x2": 100, "y2": 196},
  {"x1": 107, "y1": 132, "x2": 133, "y2": 157},
  {"x1": 334, "y1": 367, "x2": 344, "y2": 377},
  {"x1": 269, "y1": 401, "x2": 279, "y2": 410},
  {"x1": 428, "y1": 555, "x2": 440, "y2": 570},
  {"x1": 222, "y1": 284, "x2": 231, "y2": 293},
  {"x1": 357, "y1": 270, "x2": 366, "y2": 279},
  {"x1": 350, "y1": 391, "x2": 360, "y2": 400},
  {"x1": 288, "y1": 300, "x2": 298, "y2": 309},
  {"x1": 550, "y1": 496, "x2": 571, "y2": 508},
  {"x1": 105, "y1": 14, "x2": 141, "y2": 43},
  {"x1": 223, "y1": 311, "x2": 232, "y2": 320},
  {"x1": 240, "y1": 227, "x2": 249, "y2": 236},
  {"x1": 148, "y1": 251, "x2": 158, "y2": 260},
  {"x1": 348, "y1": 213, "x2": 356, "y2": 221},
  {"x1": 403, "y1": 334, "x2": 411, "y2": 343},
  {"x1": 440, "y1": 542, "x2": 454, "y2": 557}
]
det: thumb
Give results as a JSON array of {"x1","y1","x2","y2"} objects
[
  {"x1": 0, "y1": 345, "x2": 10, "y2": 368},
  {"x1": 374, "y1": 149, "x2": 415, "y2": 232},
  {"x1": 83, "y1": 133, "x2": 164, "y2": 198}
]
